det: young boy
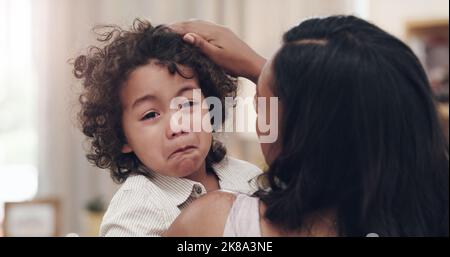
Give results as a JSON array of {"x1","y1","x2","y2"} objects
[{"x1": 73, "y1": 19, "x2": 261, "y2": 236}]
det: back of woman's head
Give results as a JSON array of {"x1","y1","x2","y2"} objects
[{"x1": 257, "y1": 15, "x2": 449, "y2": 236}]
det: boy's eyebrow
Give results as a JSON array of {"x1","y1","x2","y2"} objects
[
  {"x1": 131, "y1": 85, "x2": 197, "y2": 110},
  {"x1": 174, "y1": 85, "x2": 197, "y2": 97},
  {"x1": 131, "y1": 94, "x2": 156, "y2": 110}
]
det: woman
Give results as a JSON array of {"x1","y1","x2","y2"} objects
[{"x1": 165, "y1": 15, "x2": 449, "y2": 237}]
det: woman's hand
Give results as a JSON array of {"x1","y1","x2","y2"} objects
[{"x1": 169, "y1": 20, "x2": 266, "y2": 84}]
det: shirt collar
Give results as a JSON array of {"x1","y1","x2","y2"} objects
[{"x1": 139, "y1": 156, "x2": 241, "y2": 208}]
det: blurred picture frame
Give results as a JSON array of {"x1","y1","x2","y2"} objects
[
  {"x1": 407, "y1": 19, "x2": 449, "y2": 102},
  {"x1": 3, "y1": 199, "x2": 60, "y2": 237}
]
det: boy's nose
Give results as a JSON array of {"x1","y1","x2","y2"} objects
[
  {"x1": 166, "y1": 114, "x2": 190, "y2": 139},
  {"x1": 167, "y1": 127, "x2": 188, "y2": 139}
]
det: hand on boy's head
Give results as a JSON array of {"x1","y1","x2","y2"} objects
[{"x1": 169, "y1": 20, "x2": 266, "y2": 83}]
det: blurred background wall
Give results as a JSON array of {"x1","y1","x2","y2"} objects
[{"x1": 0, "y1": 0, "x2": 448, "y2": 236}]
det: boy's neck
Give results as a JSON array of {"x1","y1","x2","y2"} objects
[{"x1": 184, "y1": 162, "x2": 220, "y2": 192}]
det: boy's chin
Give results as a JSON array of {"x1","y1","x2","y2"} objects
[{"x1": 168, "y1": 156, "x2": 203, "y2": 177}]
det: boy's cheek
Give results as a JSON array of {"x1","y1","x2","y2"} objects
[
  {"x1": 136, "y1": 149, "x2": 173, "y2": 175},
  {"x1": 198, "y1": 108, "x2": 214, "y2": 133},
  {"x1": 196, "y1": 130, "x2": 213, "y2": 157}
]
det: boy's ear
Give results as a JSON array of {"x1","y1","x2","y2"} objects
[{"x1": 121, "y1": 143, "x2": 133, "y2": 153}]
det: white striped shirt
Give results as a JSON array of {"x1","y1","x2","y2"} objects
[{"x1": 99, "y1": 156, "x2": 262, "y2": 237}]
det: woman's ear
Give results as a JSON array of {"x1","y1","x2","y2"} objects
[{"x1": 121, "y1": 144, "x2": 133, "y2": 153}]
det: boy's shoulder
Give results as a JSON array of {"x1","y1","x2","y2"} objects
[
  {"x1": 117, "y1": 174, "x2": 155, "y2": 193},
  {"x1": 108, "y1": 175, "x2": 166, "y2": 207},
  {"x1": 116, "y1": 174, "x2": 167, "y2": 196},
  {"x1": 100, "y1": 175, "x2": 169, "y2": 236}
]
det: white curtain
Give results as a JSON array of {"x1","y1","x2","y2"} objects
[{"x1": 0, "y1": 0, "x2": 39, "y2": 230}]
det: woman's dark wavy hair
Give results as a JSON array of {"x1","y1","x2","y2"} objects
[
  {"x1": 255, "y1": 15, "x2": 449, "y2": 236},
  {"x1": 73, "y1": 19, "x2": 236, "y2": 184}
]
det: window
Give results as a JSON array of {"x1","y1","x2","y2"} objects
[{"x1": 0, "y1": 0, "x2": 38, "y2": 228}]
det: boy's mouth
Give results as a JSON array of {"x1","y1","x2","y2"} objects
[{"x1": 169, "y1": 145, "x2": 197, "y2": 159}]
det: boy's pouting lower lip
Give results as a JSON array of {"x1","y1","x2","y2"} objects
[{"x1": 73, "y1": 18, "x2": 262, "y2": 236}]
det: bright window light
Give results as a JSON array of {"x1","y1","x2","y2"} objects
[{"x1": 0, "y1": 0, "x2": 38, "y2": 224}]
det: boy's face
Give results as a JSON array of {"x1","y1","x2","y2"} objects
[{"x1": 120, "y1": 61, "x2": 212, "y2": 178}]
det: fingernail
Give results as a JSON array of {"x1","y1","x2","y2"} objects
[{"x1": 184, "y1": 34, "x2": 195, "y2": 43}]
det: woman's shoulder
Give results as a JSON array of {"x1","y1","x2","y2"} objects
[{"x1": 165, "y1": 191, "x2": 238, "y2": 236}]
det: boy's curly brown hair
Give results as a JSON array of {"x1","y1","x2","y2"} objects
[{"x1": 73, "y1": 19, "x2": 237, "y2": 184}]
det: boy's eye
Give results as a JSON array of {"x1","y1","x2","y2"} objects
[{"x1": 141, "y1": 111, "x2": 160, "y2": 121}]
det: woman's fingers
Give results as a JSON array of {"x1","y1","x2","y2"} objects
[
  {"x1": 168, "y1": 20, "x2": 215, "y2": 40},
  {"x1": 169, "y1": 20, "x2": 265, "y2": 83},
  {"x1": 168, "y1": 22, "x2": 189, "y2": 34},
  {"x1": 183, "y1": 33, "x2": 219, "y2": 56}
]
